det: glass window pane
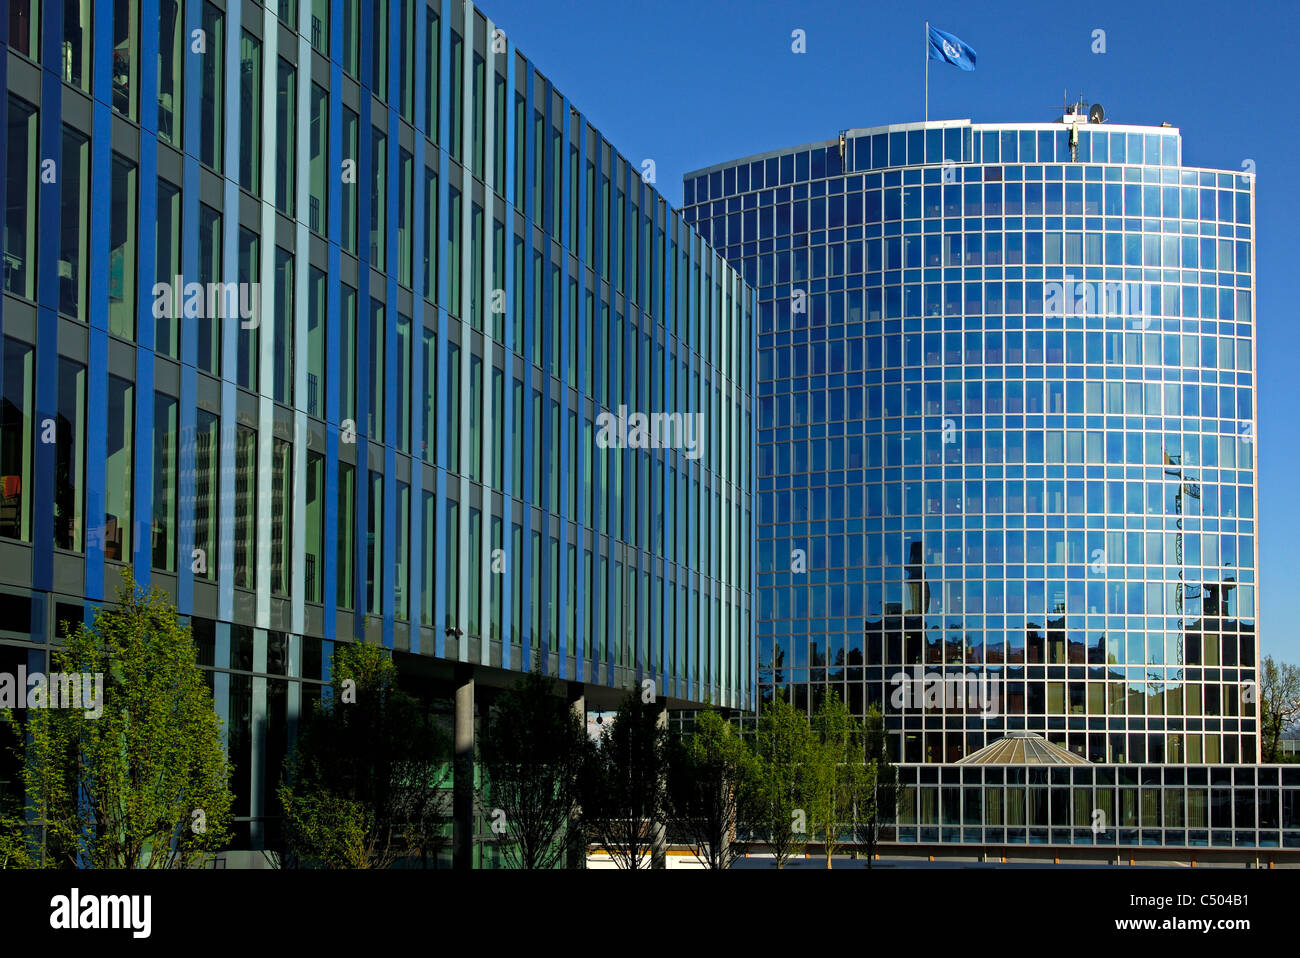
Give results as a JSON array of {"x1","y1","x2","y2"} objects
[
  {"x1": 239, "y1": 31, "x2": 262, "y2": 194},
  {"x1": 0, "y1": 338, "x2": 35, "y2": 542},
  {"x1": 109, "y1": 154, "x2": 138, "y2": 339},
  {"x1": 55, "y1": 358, "x2": 87, "y2": 551},
  {"x1": 4, "y1": 96, "x2": 39, "y2": 300},
  {"x1": 59, "y1": 126, "x2": 90, "y2": 319},
  {"x1": 271, "y1": 437, "x2": 292, "y2": 594},
  {"x1": 199, "y1": 2, "x2": 225, "y2": 171},
  {"x1": 158, "y1": 0, "x2": 183, "y2": 145},
  {"x1": 193, "y1": 408, "x2": 219, "y2": 579},
  {"x1": 154, "y1": 179, "x2": 182, "y2": 357},
  {"x1": 152, "y1": 392, "x2": 178, "y2": 570},
  {"x1": 234, "y1": 424, "x2": 257, "y2": 588},
  {"x1": 92, "y1": 387, "x2": 143, "y2": 551}
]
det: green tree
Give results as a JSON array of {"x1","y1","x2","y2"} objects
[
  {"x1": 1259, "y1": 656, "x2": 1300, "y2": 763},
  {"x1": 579, "y1": 691, "x2": 665, "y2": 869},
  {"x1": 664, "y1": 708, "x2": 755, "y2": 870},
  {"x1": 750, "y1": 693, "x2": 817, "y2": 869},
  {"x1": 278, "y1": 641, "x2": 449, "y2": 868},
  {"x1": 857, "y1": 705, "x2": 897, "y2": 868},
  {"x1": 2, "y1": 569, "x2": 232, "y2": 868},
  {"x1": 809, "y1": 689, "x2": 868, "y2": 869},
  {"x1": 479, "y1": 669, "x2": 587, "y2": 869}
]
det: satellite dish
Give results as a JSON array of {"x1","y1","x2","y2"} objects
[{"x1": 1088, "y1": 103, "x2": 1105, "y2": 124}]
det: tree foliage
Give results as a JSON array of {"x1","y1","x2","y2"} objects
[
  {"x1": 1260, "y1": 656, "x2": 1300, "y2": 763},
  {"x1": 664, "y1": 708, "x2": 755, "y2": 869},
  {"x1": 479, "y1": 669, "x2": 587, "y2": 869},
  {"x1": 278, "y1": 641, "x2": 449, "y2": 868},
  {"x1": 809, "y1": 690, "x2": 868, "y2": 868},
  {"x1": 749, "y1": 694, "x2": 817, "y2": 869},
  {"x1": 579, "y1": 691, "x2": 664, "y2": 869},
  {"x1": 857, "y1": 705, "x2": 897, "y2": 867},
  {"x1": 2, "y1": 569, "x2": 232, "y2": 868}
]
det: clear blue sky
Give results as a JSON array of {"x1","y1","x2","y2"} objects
[{"x1": 481, "y1": 0, "x2": 1300, "y2": 663}]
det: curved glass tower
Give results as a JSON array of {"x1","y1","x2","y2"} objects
[{"x1": 684, "y1": 118, "x2": 1258, "y2": 765}]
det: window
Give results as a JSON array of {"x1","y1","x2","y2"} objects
[
  {"x1": 421, "y1": 327, "x2": 436, "y2": 463},
  {"x1": 9, "y1": 0, "x2": 38, "y2": 60},
  {"x1": 444, "y1": 500, "x2": 459, "y2": 630},
  {"x1": 341, "y1": 108, "x2": 359, "y2": 253},
  {"x1": 61, "y1": 2, "x2": 90, "y2": 87},
  {"x1": 0, "y1": 338, "x2": 35, "y2": 542},
  {"x1": 367, "y1": 470, "x2": 383, "y2": 614},
  {"x1": 199, "y1": 2, "x2": 225, "y2": 171},
  {"x1": 370, "y1": 127, "x2": 386, "y2": 268},
  {"x1": 152, "y1": 392, "x2": 178, "y2": 571},
  {"x1": 59, "y1": 126, "x2": 90, "y2": 320},
  {"x1": 273, "y1": 247, "x2": 294, "y2": 405},
  {"x1": 395, "y1": 481, "x2": 409, "y2": 619},
  {"x1": 158, "y1": 0, "x2": 183, "y2": 146},
  {"x1": 155, "y1": 179, "x2": 182, "y2": 357},
  {"x1": 55, "y1": 358, "x2": 87, "y2": 552},
  {"x1": 271, "y1": 437, "x2": 292, "y2": 595},
  {"x1": 423, "y1": 167, "x2": 438, "y2": 301},
  {"x1": 447, "y1": 187, "x2": 461, "y2": 315},
  {"x1": 340, "y1": 284, "x2": 357, "y2": 425},
  {"x1": 397, "y1": 149, "x2": 413, "y2": 287},
  {"x1": 341, "y1": 0, "x2": 359, "y2": 77},
  {"x1": 368, "y1": 298, "x2": 384, "y2": 438},
  {"x1": 446, "y1": 343, "x2": 460, "y2": 473},
  {"x1": 236, "y1": 229, "x2": 260, "y2": 389},
  {"x1": 193, "y1": 408, "x2": 219, "y2": 579},
  {"x1": 396, "y1": 312, "x2": 410, "y2": 453},
  {"x1": 4, "y1": 96, "x2": 38, "y2": 300},
  {"x1": 310, "y1": 0, "x2": 329, "y2": 56},
  {"x1": 308, "y1": 84, "x2": 328, "y2": 234},
  {"x1": 109, "y1": 154, "x2": 138, "y2": 340},
  {"x1": 472, "y1": 53, "x2": 485, "y2": 179},
  {"x1": 113, "y1": 0, "x2": 140, "y2": 118},
  {"x1": 449, "y1": 31, "x2": 463, "y2": 161},
  {"x1": 370, "y1": 0, "x2": 388, "y2": 97},
  {"x1": 233, "y1": 424, "x2": 257, "y2": 588},
  {"x1": 196, "y1": 204, "x2": 222, "y2": 374},
  {"x1": 398, "y1": 0, "x2": 415, "y2": 121},
  {"x1": 307, "y1": 267, "x2": 326, "y2": 418},
  {"x1": 305, "y1": 450, "x2": 325, "y2": 602},
  {"x1": 100, "y1": 374, "x2": 133, "y2": 561},
  {"x1": 275, "y1": 58, "x2": 296, "y2": 215},
  {"x1": 239, "y1": 31, "x2": 262, "y2": 194},
  {"x1": 421, "y1": 490, "x2": 435, "y2": 625},
  {"x1": 425, "y1": 9, "x2": 440, "y2": 140},
  {"x1": 467, "y1": 508, "x2": 480, "y2": 635},
  {"x1": 468, "y1": 355, "x2": 482, "y2": 482},
  {"x1": 337, "y1": 462, "x2": 356, "y2": 610}
]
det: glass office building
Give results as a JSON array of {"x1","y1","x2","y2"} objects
[
  {"x1": 0, "y1": 0, "x2": 753, "y2": 861},
  {"x1": 685, "y1": 118, "x2": 1258, "y2": 766}
]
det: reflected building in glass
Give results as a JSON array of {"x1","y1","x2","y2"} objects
[{"x1": 684, "y1": 117, "x2": 1258, "y2": 765}]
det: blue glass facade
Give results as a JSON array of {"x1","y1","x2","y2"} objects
[
  {"x1": 685, "y1": 119, "x2": 1258, "y2": 766},
  {"x1": 0, "y1": 0, "x2": 753, "y2": 859}
]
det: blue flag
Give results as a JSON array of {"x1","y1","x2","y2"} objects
[{"x1": 927, "y1": 25, "x2": 977, "y2": 71}]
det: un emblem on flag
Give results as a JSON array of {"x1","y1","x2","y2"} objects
[{"x1": 943, "y1": 40, "x2": 959, "y2": 59}]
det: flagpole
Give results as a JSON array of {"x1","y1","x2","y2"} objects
[{"x1": 924, "y1": 20, "x2": 929, "y2": 124}]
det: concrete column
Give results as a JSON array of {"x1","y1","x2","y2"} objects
[
  {"x1": 453, "y1": 665, "x2": 475, "y2": 870},
  {"x1": 651, "y1": 701, "x2": 668, "y2": 869},
  {"x1": 566, "y1": 682, "x2": 585, "y2": 869}
]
